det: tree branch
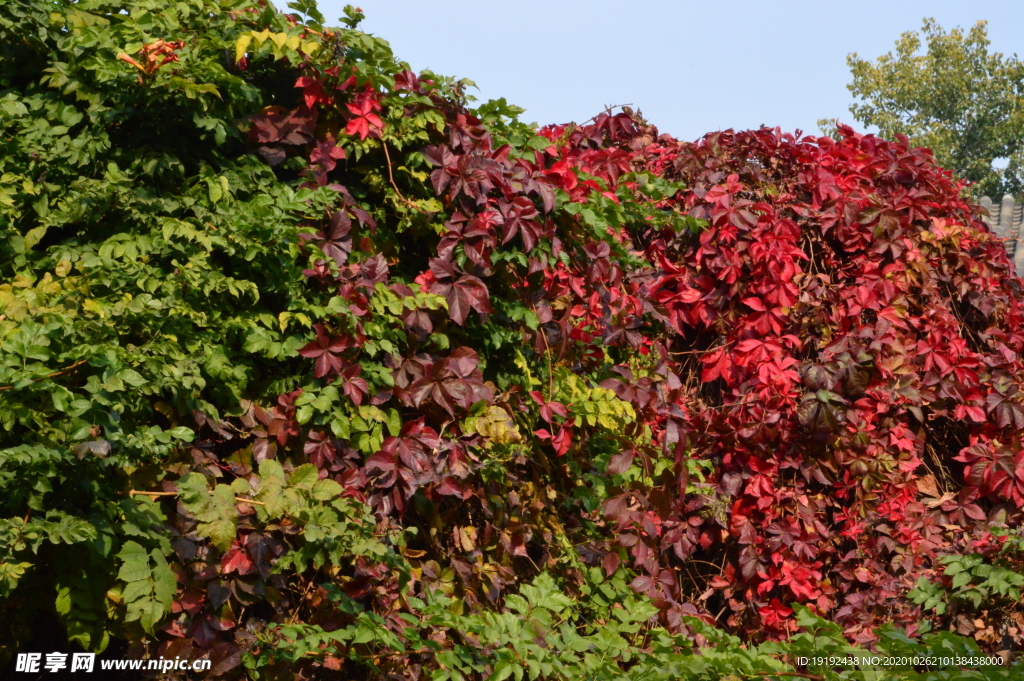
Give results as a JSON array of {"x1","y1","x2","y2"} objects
[
  {"x1": 381, "y1": 141, "x2": 426, "y2": 212},
  {"x1": 0, "y1": 359, "x2": 88, "y2": 391},
  {"x1": 128, "y1": 489, "x2": 266, "y2": 506}
]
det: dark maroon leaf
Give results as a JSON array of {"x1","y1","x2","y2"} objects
[
  {"x1": 447, "y1": 275, "x2": 492, "y2": 325},
  {"x1": 304, "y1": 430, "x2": 337, "y2": 468},
  {"x1": 603, "y1": 550, "x2": 621, "y2": 577},
  {"x1": 361, "y1": 254, "x2": 389, "y2": 285},
  {"x1": 298, "y1": 325, "x2": 349, "y2": 377},
  {"x1": 258, "y1": 145, "x2": 286, "y2": 166},
  {"x1": 310, "y1": 134, "x2": 346, "y2": 172},
  {"x1": 337, "y1": 363, "x2": 368, "y2": 406},
  {"x1": 606, "y1": 450, "x2": 635, "y2": 475}
]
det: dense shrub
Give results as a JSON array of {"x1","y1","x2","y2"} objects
[{"x1": 2, "y1": 0, "x2": 1024, "y2": 678}]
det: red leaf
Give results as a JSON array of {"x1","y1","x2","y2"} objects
[
  {"x1": 603, "y1": 551, "x2": 621, "y2": 577},
  {"x1": 606, "y1": 450, "x2": 635, "y2": 475},
  {"x1": 310, "y1": 135, "x2": 346, "y2": 172},
  {"x1": 435, "y1": 476, "x2": 467, "y2": 497},
  {"x1": 295, "y1": 75, "x2": 330, "y2": 109},
  {"x1": 551, "y1": 423, "x2": 573, "y2": 456},
  {"x1": 447, "y1": 275, "x2": 493, "y2": 325},
  {"x1": 298, "y1": 325, "x2": 349, "y2": 378},
  {"x1": 344, "y1": 92, "x2": 384, "y2": 140},
  {"x1": 221, "y1": 545, "x2": 255, "y2": 575}
]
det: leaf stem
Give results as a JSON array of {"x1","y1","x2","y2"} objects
[
  {"x1": 0, "y1": 359, "x2": 88, "y2": 391},
  {"x1": 529, "y1": 302, "x2": 555, "y2": 401},
  {"x1": 128, "y1": 489, "x2": 266, "y2": 506},
  {"x1": 381, "y1": 140, "x2": 425, "y2": 212},
  {"x1": 540, "y1": 326, "x2": 554, "y2": 400}
]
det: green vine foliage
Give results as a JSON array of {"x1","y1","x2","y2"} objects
[
  {"x1": 1, "y1": 0, "x2": 1024, "y2": 679},
  {"x1": 0, "y1": 0, "x2": 331, "y2": 660}
]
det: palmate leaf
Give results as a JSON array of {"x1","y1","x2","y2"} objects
[
  {"x1": 298, "y1": 324, "x2": 349, "y2": 377},
  {"x1": 430, "y1": 275, "x2": 492, "y2": 326},
  {"x1": 203, "y1": 486, "x2": 240, "y2": 552},
  {"x1": 176, "y1": 474, "x2": 239, "y2": 551},
  {"x1": 985, "y1": 391, "x2": 1024, "y2": 428},
  {"x1": 304, "y1": 209, "x2": 352, "y2": 266},
  {"x1": 256, "y1": 459, "x2": 289, "y2": 518}
]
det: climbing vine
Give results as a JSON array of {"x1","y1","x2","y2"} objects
[{"x1": 2, "y1": 0, "x2": 1024, "y2": 678}]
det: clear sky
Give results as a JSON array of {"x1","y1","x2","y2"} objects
[{"x1": 309, "y1": 0, "x2": 1023, "y2": 142}]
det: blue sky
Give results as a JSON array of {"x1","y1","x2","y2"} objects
[{"x1": 309, "y1": 1, "x2": 1023, "y2": 142}]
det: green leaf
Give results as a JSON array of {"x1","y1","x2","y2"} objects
[
  {"x1": 176, "y1": 473, "x2": 210, "y2": 511},
  {"x1": 311, "y1": 479, "x2": 342, "y2": 500},
  {"x1": 288, "y1": 464, "x2": 319, "y2": 491},
  {"x1": 115, "y1": 541, "x2": 151, "y2": 583}
]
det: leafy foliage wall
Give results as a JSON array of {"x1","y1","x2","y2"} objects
[{"x1": 2, "y1": 0, "x2": 1024, "y2": 679}]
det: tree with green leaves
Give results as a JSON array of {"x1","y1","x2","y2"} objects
[{"x1": 830, "y1": 18, "x2": 1024, "y2": 198}]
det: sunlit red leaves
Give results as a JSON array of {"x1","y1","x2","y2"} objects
[
  {"x1": 220, "y1": 541, "x2": 256, "y2": 576},
  {"x1": 740, "y1": 296, "x2": 786, "y2": 335},
  {"x1": 777, "y1": 561, "x2": 823, "y2": 601},
  {"x1": 528, "y1": 391, "x2": 568, "y2": 423},
  {"x1": 533, "y1": 421, "x2": 574, "y2": 456},
  {"x1": 578, "y1": 147, "x2": 632, "y2": 187},
  {"x1": 939, "y1": 488, "x2": 987, "y2": 524},
  {"x1": 544, "y1": 159, "x2": 578, "y2": 192},
  {"x1": 700, "y1": 346, "x2": 737, "y2": 384},
  {"x1": 955, "y1": 439, "x2": 1024, "y2": 507},
  {"x1": 758, "y1": 599, "x2": 794, "y2": 632},
  {"x1": 629, "y1": 123, "x2": 1024, "y2": 638},
  {"x1": 295, "y1": 75, "x2": 331, "y2": 110},
  {"x1": 242, "y1": 77, "x2": 1024, "y2": 649},
  {"x1": 954, "y1": 400, "x2": 987, "y2": 423},
  {"x1": 648, "y1": 271, "x2": 706, "y2": 334},
  {"x1": 344, "y1": 91, "x2": 384, "y2": 140}
]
